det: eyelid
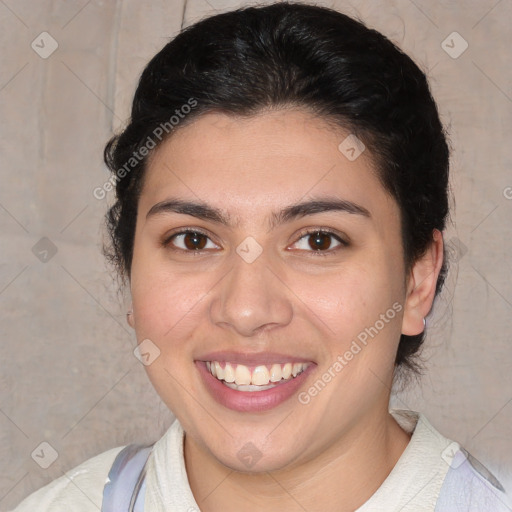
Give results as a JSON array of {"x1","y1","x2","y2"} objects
[
  {"x1": 161, "y1": 227, "x2": 220, "y2": 250},
  {"x1": 161, "y1": 226, "x2": 349, "y2": 255},
  {"x1": 289, "y1": 227, "x2": 349, "y2": 255}
]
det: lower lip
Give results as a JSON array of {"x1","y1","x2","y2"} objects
[{"x1": 195, "y1": 361, "x2": 315, "y2": 412}]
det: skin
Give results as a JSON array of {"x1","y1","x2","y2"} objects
[{"x1": 127, "y1": 108, "x2": 444, "y2": 511}]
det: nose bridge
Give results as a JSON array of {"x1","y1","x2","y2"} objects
[{"x1": 210, "y1": 242, "x2": 293, "y2": 336}]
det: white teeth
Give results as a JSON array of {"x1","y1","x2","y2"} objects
[
  {"x1": 269, "y1": 364, "x2": 282, "y2": 382},
  {"x1": 206, "y1": 361, "x2": 309, "y2": 388},
  {"x1": 224, "y1": 382, "x2": 276, "y2": 392},
  {"x1": 214, "y1": 361, "x2": 224, "y2": 380},
  {"x1": 223, "y1": 362, "x2": 235, "y2": 383},
  {"x1": 234, "y1": 364, "x2": 251, "y2": 385},
  {"x1": 282, "y1": 363, "x2": 292, "y2": 379},
  {"x1": 252, "y1": 365, "x2": 270, "y2": 385}
]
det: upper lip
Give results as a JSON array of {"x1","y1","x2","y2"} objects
[{"x1": 196, "y1": 351, "x2": 315, "y2": 366}]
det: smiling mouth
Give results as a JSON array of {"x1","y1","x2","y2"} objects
[{"x1": 205, "y1": 361, "x2": 311, "y2": 391}]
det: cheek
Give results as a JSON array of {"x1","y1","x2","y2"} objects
[
  {"x1": 131, "y1": 267, "x2": 212, "y2": 343},
  {"x1": 294, "y1": 261, "x2": 402, "y2": 342},
  {"x1": 129, "y1": 265, "x2": 216, "y2": 411}
]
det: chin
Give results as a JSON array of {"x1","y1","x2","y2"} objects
[{"x1": 212, "y1": 443, "x2": 305, "y2": 474}]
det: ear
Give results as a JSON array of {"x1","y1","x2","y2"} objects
[
  {"x1": 401, "y1": 229, "x2": 444, "y2": 336},
  {"x1": 126, "y1": 303, "x2": 135, "y2": 329}
]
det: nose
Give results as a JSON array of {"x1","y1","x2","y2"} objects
[{"x1": 209, "y1": 248, "x2": 293, "y2": 337}]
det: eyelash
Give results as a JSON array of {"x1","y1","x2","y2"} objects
[{"x1": 161, "y1": 227, "x2": 349, "y2": 257}]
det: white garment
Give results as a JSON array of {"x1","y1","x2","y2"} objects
[
  {"x1": 7, "y1": 446, "x2": 122, "y2": 511},
  {"x1": 9, "y1": 409, "x2": 511, "y2": 511}
]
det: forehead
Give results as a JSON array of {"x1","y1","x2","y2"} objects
[{"x1": 139, "y1": 109, "x2": 398, "y2": 228}]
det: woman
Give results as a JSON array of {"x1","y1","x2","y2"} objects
[{"x1": 10, "y1": 2, "x2": 511, "y2": 511}]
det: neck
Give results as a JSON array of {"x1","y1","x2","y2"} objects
[{"x1": 184, "y1": 408, "x2": 411, "y2": 512}]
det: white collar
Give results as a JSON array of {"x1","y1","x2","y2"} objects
[{"x1": 144, "y1": 409, "x2": 453, "y2": 511}]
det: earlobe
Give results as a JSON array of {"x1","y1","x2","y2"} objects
[
  {"x1": 401, "y1": 229, "x2": 444, "y2": 336},
  {"x1": 127, "y1": 306, "x2": 135, "y2": 329}
]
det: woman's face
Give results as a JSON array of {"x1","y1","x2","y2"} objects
[{"x1": 129, "y1": 108, "x2": 412, "y2": 472}]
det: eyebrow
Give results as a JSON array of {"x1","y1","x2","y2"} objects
[{"x1": 146, "y1": 196, "x2": 371, "y2": 230}]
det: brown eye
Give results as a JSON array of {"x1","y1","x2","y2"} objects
[
  {"x1": 166, "y1": 230, "x2": 219, "y2": 252},
  {"x1": 291, "y1": 229, "x2": 347, "y2": 255},
  {"x1": 308, "y1": 231, "x2": 333, "y2": 251},
  {"x1": 184, "y1": 232, "x2": 207, "y2": 250}
]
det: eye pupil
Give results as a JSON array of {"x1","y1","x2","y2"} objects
[
  {"x1": 309, "y1": 231, "x2": 331, "y2": 251},
  {"x1": 184, "y1": 231, "x2": 207, "y2": 250}
]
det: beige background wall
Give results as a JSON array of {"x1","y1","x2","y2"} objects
[{"x1": 0, "y1": 0, "x2": 511, "y2": 509}]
